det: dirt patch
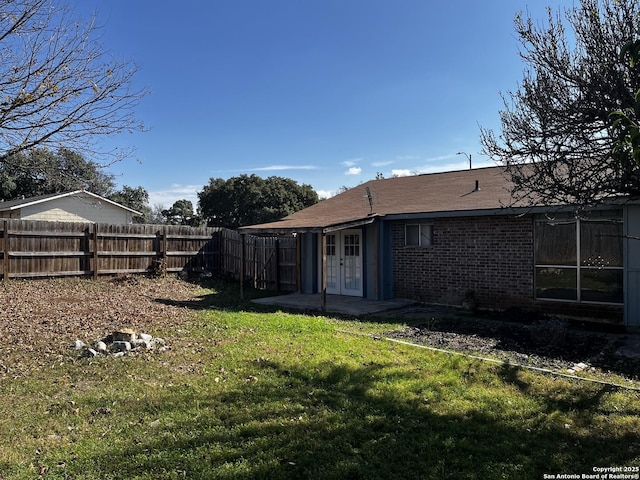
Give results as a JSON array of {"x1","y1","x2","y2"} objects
[
  {"x1": 384, "y1": 308, "x2": 640, "y2": 380},
  {"x1": 0, "y1": 276, "x2": 204, "y2": 377}
]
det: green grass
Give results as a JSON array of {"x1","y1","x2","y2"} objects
[{"x1": 1, "y1": 281, "x2": 639, "y2": 479}]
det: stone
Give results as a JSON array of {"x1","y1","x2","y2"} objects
[
  {"x1": 131, "y1": 338, "x2": 152, "y2": 350},
  {"x1": 573, "y1": 362, "x2": 589, "y2": 372},
  {"x1": 70, "y1": 330, "x2": 168, "y2": 358},
  {"x1": 138, "y1": 333, "x2": 153, "y2": 343}
]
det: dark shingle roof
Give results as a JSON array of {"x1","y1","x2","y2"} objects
[{"x1": 241, "y1": 166, "x2": 525, "y2": 233}]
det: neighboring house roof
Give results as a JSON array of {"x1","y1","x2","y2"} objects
[
  {"x1": 241, "y1": 166, "x2": 528, "y2": 234},
  {"x1": 0, "y1": 190, "x2": 142, "y2": 215}
]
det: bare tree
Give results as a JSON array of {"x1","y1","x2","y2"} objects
[
  {"x1": 611, "y1": 39, "x2": 640, "y2": 168},
  {"x1": 480, "y1": 0, "x2": 640, "y2": 209},
  {"x1": 0, "y1": 0, "x2": 146, "y2": 167}
]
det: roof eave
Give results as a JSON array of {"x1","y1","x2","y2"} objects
[
  {"x1": 382, "y1": 201, "x2": 633, "y2": 221},
  {"x1": 383, "y1": 206, "x2": 529, "y2": 220},
  {"x1": 0, "y1": 190, "x2": 143, "y2": 215},
  {"x1": 239, "y1": 214, "x2": 379, "y2": 235},
  {"x1": 0, "y1": 191, "x2": 81, "y2": 211},
  {"x1": 77, "y1": 190, "x2": 143, "y2": 215}
]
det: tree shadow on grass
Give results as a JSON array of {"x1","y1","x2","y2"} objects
[
  {"x1": 79, "y1": 359, "x2": 640, "y2": 480},
  {"x1": 498, "y1": 363, "x2": 624, "y2": 412},
  {"x1": 154, "y1": 278, "x2": 288, "y2": 313},
  {"x1": 154, "y1": 279, "x2": 640, "y2": 379}
]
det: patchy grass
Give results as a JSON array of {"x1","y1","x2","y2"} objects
[{"x1": 0, "y1": 279, "x2": 639, "y2": 479}]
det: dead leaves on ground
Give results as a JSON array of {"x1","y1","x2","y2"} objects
[{"x1": 0, "y1": 276, "x2": 205, "y2": 379}]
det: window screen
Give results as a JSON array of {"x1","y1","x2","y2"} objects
[{"x1": 534, "y1": 211, "x2": 623, "y2": 304}]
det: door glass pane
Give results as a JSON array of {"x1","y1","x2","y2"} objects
[
  {"x1": 535, "y1": 221, "x2": 576, "y2": 265},
  {"x1": 344, "y1": 235, "x2": 360, "y2": 257},
  {"x1": 326, "y1": 234, "x2": 335, "y2": 256},
  {"x1": 326, "y1": 235, "x2": 337, "y2": 289},
  {"x1": 581, "y1": 269, "x2": 623, "y2": 303},
  {"x1": 343, "y1": 233, "x2": 361, "y2": 290},
  {"x1": 343, "y1": 256, "x2": 361, "y2": 290},
  {"x1": 536, "y1": 267, "x2": 577, "y2": 300}
]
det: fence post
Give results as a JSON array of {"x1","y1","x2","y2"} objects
[
  {"x1": 2, "y1": 220, "x2": 8, "y2": 282},
  {"x1": 162, "y1": 226, "x2": 168, "y2": 276},
  {"x1": 92, "y1": 223, "x2": 99, "y2": 280}
]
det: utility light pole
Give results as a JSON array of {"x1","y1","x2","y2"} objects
[{"x1": 456, "y1": 151, "x2": 472, "y2": 169}]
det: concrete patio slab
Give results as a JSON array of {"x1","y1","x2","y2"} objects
[{"x1": 251, "y1": 293, "x2": 415, "y2": 316}]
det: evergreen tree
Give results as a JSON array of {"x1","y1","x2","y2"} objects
[
  {"x1": 198, "y1": 174, "x2": 319, "y2": 228},
  {"x1": 109, "y1": 185, "x2": 151, "y2": 223},
  {"x1": 0, "y1": 148, "x2": 115, "y2": 200}
]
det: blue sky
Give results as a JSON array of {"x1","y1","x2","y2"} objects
[{"x1": 73, "y1": 0, "x2": 572, "y2": 208}]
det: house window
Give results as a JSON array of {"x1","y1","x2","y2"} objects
[
  {"x1": 405, "y1": 224, "x2": 433, "y2": 247},
  {"x1": 534, "y1": 211, "x2": 623, "y2": 304}
]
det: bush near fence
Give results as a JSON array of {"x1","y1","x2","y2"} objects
[{"x1": 0, "y1": 220, "x2": 296, "y2": 292}]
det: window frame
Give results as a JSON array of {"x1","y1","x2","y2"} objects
[
  {"x1": 534, "y1": 211, "x2": 623, "y2": 305},
  {"x1": 405, "y1": 223, "x2": 433, "y2": 247}
]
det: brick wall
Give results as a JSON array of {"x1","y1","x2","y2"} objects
[
  {"x1": 391, "y1": 214, "x2": 623, "y2": 323},
  {"x1": 392, "y1": 215, "x2": 535, "y2": 308}
]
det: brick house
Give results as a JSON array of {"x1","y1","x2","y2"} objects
[{"x1": 240, "y1": 166, "x2": 638, "y2": 328}]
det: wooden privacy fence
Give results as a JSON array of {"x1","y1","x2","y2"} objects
[
  {"x1": 0, "y1": 219, "x2": 221, "y2": 280},
  {"x1": 0, "y1": 220, "x2": 297, "y2": 291},
  {"x1": 221, "y1": 229, "x2": 297, "y2": 291}
]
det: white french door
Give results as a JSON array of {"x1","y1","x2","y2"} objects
[{"x1": 325, "y1": 229, "x2": 363, "y2": 296}]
